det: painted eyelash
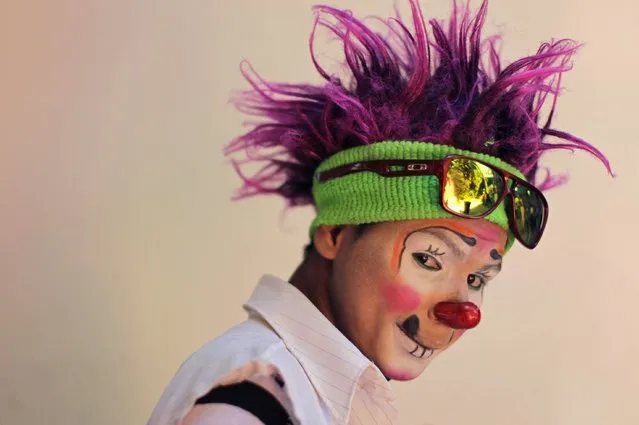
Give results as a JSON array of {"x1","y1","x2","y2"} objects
[
  {"x1": 425, "y1": 245, "x2": 445, "y2": 256},
  {"x1": 474, "y1": 272, "x2": 491, "y2": 287}
]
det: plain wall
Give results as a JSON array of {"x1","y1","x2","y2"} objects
[{"x1": 1, "y1": 0, "x2": 637, "y2": 424}]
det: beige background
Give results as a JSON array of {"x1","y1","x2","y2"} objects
[{"x1": 0, "y1": 0, "x2": 637, "y2": 424}]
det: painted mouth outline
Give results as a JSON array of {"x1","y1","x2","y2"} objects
[{"x1": 396, "y1": 324, "x2": 435, "y2": 360}]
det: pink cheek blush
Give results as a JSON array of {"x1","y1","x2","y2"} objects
[{"x1": 382, "y1": 283, "x2": 421, "y2": 313}]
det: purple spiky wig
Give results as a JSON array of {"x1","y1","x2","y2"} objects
[{"x1": 224, "y1": 0, "x2": 612, "y2": 209}]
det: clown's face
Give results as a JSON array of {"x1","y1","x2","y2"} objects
[{"x1": 319, "y1": 217, "x2": 508, "y2": 381}]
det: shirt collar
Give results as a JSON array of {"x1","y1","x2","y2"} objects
[{"x1": 244, "y1": 274, "x2": 395, "y2": 425}]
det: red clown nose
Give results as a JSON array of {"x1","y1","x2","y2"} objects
[{"x1": 433, "y1": 301, "x2": 481, "y2": 329}]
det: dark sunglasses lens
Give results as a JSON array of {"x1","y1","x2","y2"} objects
[
  {"x1": 443, "y1": 158, "x2": 505, "y2": 216},
  {"x1": 511, "y1": 182, "x2": 546, "y2": 247}
]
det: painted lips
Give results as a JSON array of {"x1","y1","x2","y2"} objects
[{"x1": 397, "y1": 324, "x2": 434, "y2": 359}]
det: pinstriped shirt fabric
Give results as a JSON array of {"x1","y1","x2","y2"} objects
[
  {"x1": 244, "y1": 275, "x2": 398, "y2": 425},
  {"x1": 147, "y1": 275, "x2": 398, "y2": 425}
]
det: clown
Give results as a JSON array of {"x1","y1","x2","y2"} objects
[{"x1": 148, "y1": 1, "x2": 611, "y2": 424}]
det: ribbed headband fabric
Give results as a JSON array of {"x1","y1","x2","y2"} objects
[{"x1": 310, "y1": 141, "x2": 528, "y2": 252}]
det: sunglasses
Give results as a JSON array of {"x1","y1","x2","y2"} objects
[{"x1": 317, "y1": 155, "x2": 548, "y2": 249}]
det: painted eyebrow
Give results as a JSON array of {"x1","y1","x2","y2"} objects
[
  {"x1": 418, "y1": 227, "x2": 468, "y2": 260},
  {"x1": 413, "y1": 227, "x2": 504, "y2": 273},
  {"x1": 478, "y1": 250, "x2": 503, "y2": 275}
]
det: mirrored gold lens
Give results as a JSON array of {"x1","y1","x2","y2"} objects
[
  {"x1": 443, "y1": 158, "x2": 504, "y2": 216},
  {"x1": 511, "y1": 182, "x2": 545, "y2": 246}
]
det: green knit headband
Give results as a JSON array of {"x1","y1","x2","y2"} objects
[{"x1": 310, "y1": 141, "x2": 528, "y2": 252}]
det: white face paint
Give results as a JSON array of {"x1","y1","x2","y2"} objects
[{"x1": 327, "y1": 217, "x2": 507, "y2": 381}]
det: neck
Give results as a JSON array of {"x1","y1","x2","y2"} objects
[
  {"x1": 288, "y1": 252, "x2": 336, "y2": 326},
  {"x1": 289, "y1": 253, "x2": 393, "y2": 382}
]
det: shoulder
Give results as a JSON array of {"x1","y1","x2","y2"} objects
[
  {"x1": 147, "y1": 319, "x2": 296, "y2": 425},
  {"x1": 170, "y1": 318, "x2": 286, "y2": 390},
  {"x1": 190, "y1": 318, "x2": 282, "y2": 362}
]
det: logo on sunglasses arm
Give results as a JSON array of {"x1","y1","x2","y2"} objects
[{"x1": 407, "y1": 163, "x2": 429, "y2": 171}]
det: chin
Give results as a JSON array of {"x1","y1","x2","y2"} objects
[
  {"x1": 378, "y1": 358, "x2": 429, "y2": 382},
  {"x1": 371, "y1": 326, "x2": 436, "y2": 381},
  {"x1": 383, "y1": 369, "x2": 420, "y2": 381}
]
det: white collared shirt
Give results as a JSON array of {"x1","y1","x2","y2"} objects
[{"x1": 147, "y1": 275, "x2": 398, "y2": 425}]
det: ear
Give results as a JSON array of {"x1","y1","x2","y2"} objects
[{"x1": 313, "y1": 225, "x2": 348, "y2": 260}]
